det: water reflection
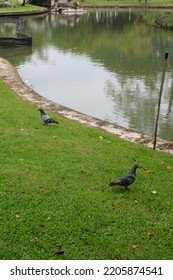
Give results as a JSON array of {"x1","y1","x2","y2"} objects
[{"x1": 0, "y1": 10, "x2": 173, "y2": 141}]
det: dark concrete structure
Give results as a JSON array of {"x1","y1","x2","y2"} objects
[{"x1": 30, "y1": 0, "x2": 53, "y2": 7}]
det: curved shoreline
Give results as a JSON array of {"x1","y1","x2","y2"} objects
[{"x1": 0, "y1": 57, "x2": 173, "y2": 154}]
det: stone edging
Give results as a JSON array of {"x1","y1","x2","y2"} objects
[{"x1": 0, "y1": 57, "x2": 173, "y2": 154}]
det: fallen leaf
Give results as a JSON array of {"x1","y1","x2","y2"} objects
[
  {"x1": 99, "y1": 136, "x2": 103, "y2": 140},
  {"x1": 132, "y1": 244, "x2": 139, "y2": 249},
  {"x1": 151, "y1": 190, "x2": 157, "y2": 194},
  {"x1": 39, "y1": 224, "x2": 45, "y2": 228},
  {"x1": 29, "y1": 239, "x2": 34, "y2": 243},
  {"x1": 29, "y1": 237, "x2": 38, "y2": 243},
  {"x1": 80, "y1": 237, "x2": 85, "y2": 240},
  {"x1": 166, "y1": 166, "x2": 172, "y2": 170},
  {"x1": 56, "y1": 244, "x2": 63, "y2": 248},
  {"x1": 147, "y1": 232, "x2": 155, "y2": 237},
  {"x1": 160, "y1": 161, "x2": 164, "y2": 165},
  {"x1": 15, "y1": 215, "x2": 20, "y2": 220},
  {"x1": 55, "y1": 251, "x2": 64, "y2": 255},
  {"x1": 146, "y1": 169, "x2": 151, "y2": 173}
]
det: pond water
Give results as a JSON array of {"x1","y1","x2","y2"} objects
[{"x1": 1, "y1": 9, "x2": 173, "y2": 141}]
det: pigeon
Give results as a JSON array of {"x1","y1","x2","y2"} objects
[
  {"x1": 39, "y1": 108, "x2": 59, "y2": 124},
  {"x1": 109, "y1": 164, "x2": 139, "y2": 190}
]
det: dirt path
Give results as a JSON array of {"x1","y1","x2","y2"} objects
[{"x1": 0, "y1": 57, "x2": 173, "y2": 154}]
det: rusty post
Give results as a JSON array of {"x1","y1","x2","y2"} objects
[{"x1": 153, "y1": 52, "x2": 168, "y2": 150}]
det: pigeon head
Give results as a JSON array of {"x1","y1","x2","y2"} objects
[
  {"x1": 39, "y1": 108, "x2": 45, "y2": 114},
  {"x1": 130, "y1": 164, "x2": 139, "y2": 175}
]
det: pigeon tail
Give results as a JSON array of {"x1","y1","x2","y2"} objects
[
  {"x1": 47, "y1": 118, "x2": 59, "y2": 124},
  {"x1": 109, "y1": 179, "x2": 122, "y2": 186}
]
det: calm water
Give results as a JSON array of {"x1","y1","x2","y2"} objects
[{"x1": 1, "y1": 10, "x2": 173, "y2": 141}]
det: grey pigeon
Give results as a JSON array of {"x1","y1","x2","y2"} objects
[
  {"x1": 109, "y1": 164, "x2": 139, "y2": 190},
  {"x1": 39, "y1": 108, "x2": 59, "y2": 124}
]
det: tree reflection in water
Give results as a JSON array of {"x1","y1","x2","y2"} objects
[{"x1": 1, "y1": 9, "x2": 173, "y2": 141}]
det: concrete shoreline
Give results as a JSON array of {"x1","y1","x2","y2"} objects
[{"x1": 0, "y1": 57, "x2": 173, "y2": 154}]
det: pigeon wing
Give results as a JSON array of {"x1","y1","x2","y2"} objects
[
  {"x1": 42, "y1": 114, "x2": 51, "y2": 123},
  {"x1": 121, "y1": 174, "x2": 136, "y2": 186}
]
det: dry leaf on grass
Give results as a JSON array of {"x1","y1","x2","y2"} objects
[
  {"x1": 55, "y1": 251, "x2": 64, "y2": 255},
  {"x1": 166, "y1": 166, "x2": 172, "y2": 170},
  {"x1": 56, "y1": 244, "x2": 63, "y2": 248},
  {"x1": 147, "y1": 232, "x2": 155, "y2": 237},
  {"x1": 132, "y1": 244, "x2": 139, "y2": 249},
  {"x1": 151, "y1": 190, "x2": 157, "y2": 194},
  {"x1": 15, "y1": 215, "x2": 20, "y2": 220}
]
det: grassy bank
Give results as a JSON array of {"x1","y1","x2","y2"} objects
[
  {"x1": 0, "y1": 1, "x2": 45, "y2": 13},
  {"x1": 0, "y1": 79, "x2": 173, "y2": 260}
]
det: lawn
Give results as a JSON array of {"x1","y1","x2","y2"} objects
[
  {"x1": 0, "y1": 79, "x2": 173, "y2": 260},
  {"x1": 0, "y1": 1, "x2": 45, "y2": 13}
]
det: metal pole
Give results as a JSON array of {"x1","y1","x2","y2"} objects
[{"x1": 153, "y1": 52, "x2": 168, "y2": 150}]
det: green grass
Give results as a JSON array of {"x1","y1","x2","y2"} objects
[
  {"x1": 0, "y1": 79, "x2": 173, "y2": 260},
  {"x1": 0, "y1": 1, "x2": 45, "y2": 13}
]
